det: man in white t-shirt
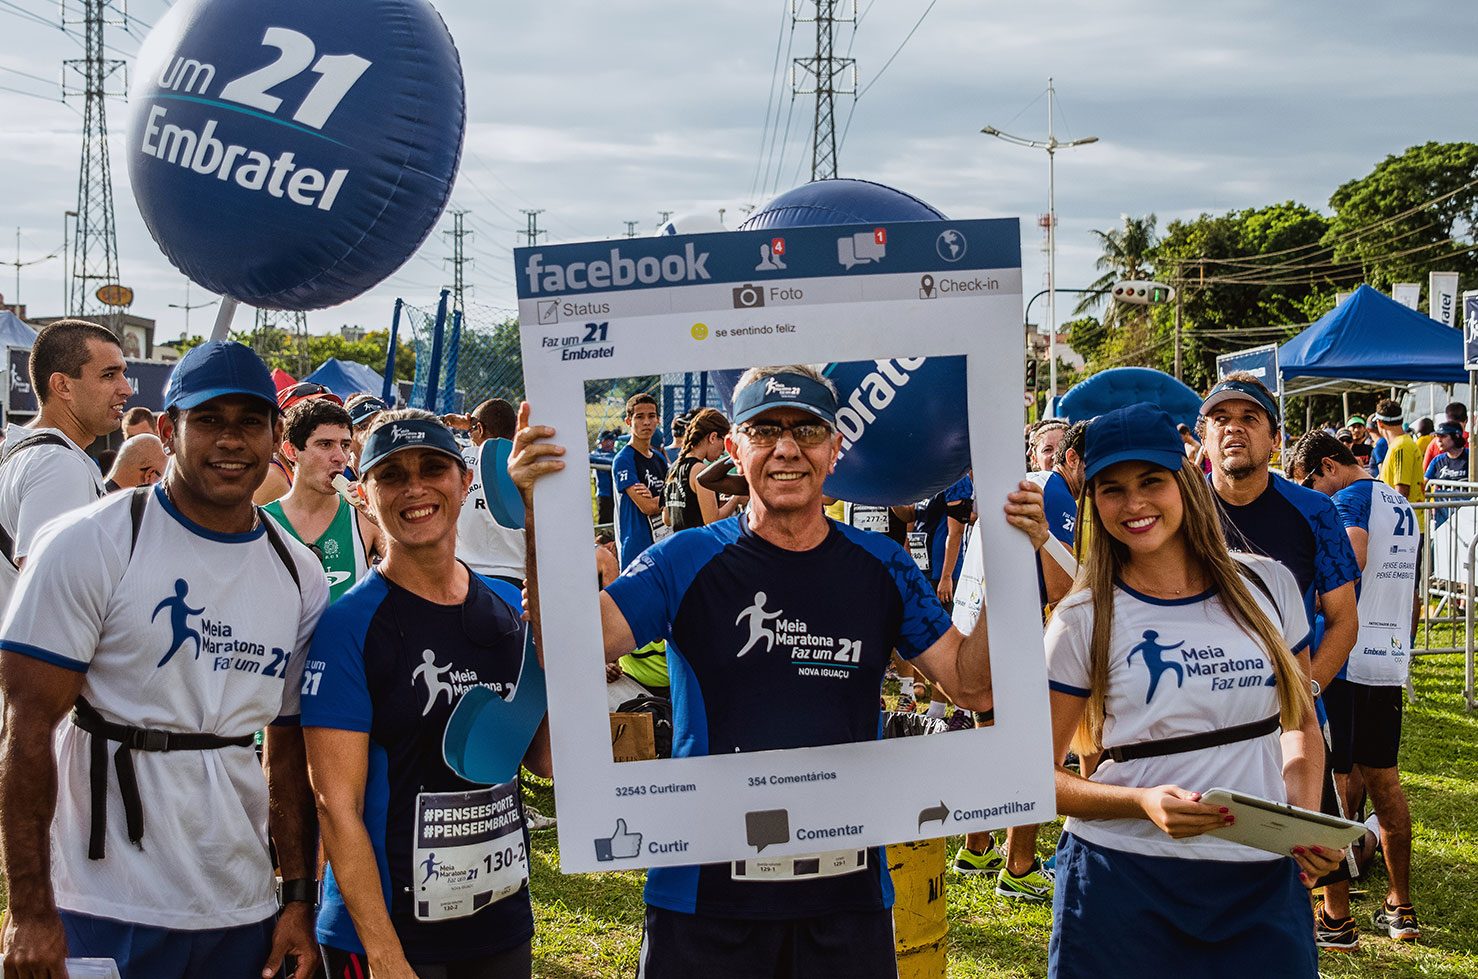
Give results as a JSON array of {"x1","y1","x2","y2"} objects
[
  {"x1": 1288, "y1": 431, "x2": 1422, "y2": 946},
  {"x1": 0, "y1": 341, "x2": 329, "y2": 979},
  {"x1": 454, "y1": 398, "x2": 525, "y2": 588},
  {"x1": 0, "y1": 319, "x2": 132, "y2": 611}
]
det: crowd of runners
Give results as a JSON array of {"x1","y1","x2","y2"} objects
[{"x1": 0, "y1": 320, "x2": 1438, "y2": 979}]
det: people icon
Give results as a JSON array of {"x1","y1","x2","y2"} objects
[
  {"x1": 412, "y1": 648, "x2": 455, "y2": 715},
  {"x1": 755, "y1": 243, "x2": 787, "y2": 271},
  {"x1": 735, "y1": 592, "x2": 784, "y2": 657},
  {"x1": 153, "y1": 578, "x2": 205, "y2": 667}
]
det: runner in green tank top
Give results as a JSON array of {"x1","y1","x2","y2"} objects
[
  {"x1": 265, "y1": 495, "x2": 368, "y2": 602},
  {"x1": 264, "y1": 400, "x2": 380, "y2": 602}
]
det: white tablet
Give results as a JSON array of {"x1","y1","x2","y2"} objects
[{"x1": 1200, "y1": 787, "x2": 1367, "y2": 857}]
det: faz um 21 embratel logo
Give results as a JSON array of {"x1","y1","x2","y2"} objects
[{"x1": 153, "y1": 578, "x2": 290, "y2": 678}]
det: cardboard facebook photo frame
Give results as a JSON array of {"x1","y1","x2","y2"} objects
[{"x1": 515, "y1": 220, "x2": 1056, "y2": 874}]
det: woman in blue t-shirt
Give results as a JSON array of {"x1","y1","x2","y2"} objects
[
  {"x1": 301, "y1": 411, "x2": 551, "y2": 979},
  {"x1": 1043, "y1": 403, "x2": 1344, "y2": 979}
]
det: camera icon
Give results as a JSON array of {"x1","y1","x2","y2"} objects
[{"x1": 732, "y1": 283, "x2": 766, "y2": 309}]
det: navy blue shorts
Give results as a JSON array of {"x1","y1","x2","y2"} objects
[
  {"x1": 60, "y1": 910, "x2": 277, "y2": 979},
  {"x1": 1323, "y1": 676, "x2": 1404, "y2": 772},
  {"x1": 1048, "y1": 833, "x2": 1317, "y2": 979},
  {"x1": 636, "y1": 904, "x2": 897, "y2": 979}
]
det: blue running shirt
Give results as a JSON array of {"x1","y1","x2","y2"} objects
[
  {"x1": 1215, "y1": 472, "x2": 1358, "y2": 631},
  {"x1": 606, "y1": 514, "x2": 952, "y2": 918},
  {"x1": 612, "y1": 444, "x2": 669, "y2": 568},
  {"x1": 301, "y1": 568, "x2": 534, "y2": 962}
]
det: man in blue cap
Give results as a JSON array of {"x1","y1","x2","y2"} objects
[
  {"x1": 0, "y1": 341, "x2": 330, "y2": 979},
  {"x1": 510, "y1": 363, "x2": 1049, "y2": 979},
  {"x1": 1198, "y1": 371, "x2": 1361, "y2": 940}
]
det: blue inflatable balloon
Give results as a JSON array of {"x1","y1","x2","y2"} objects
[
  {"x1": 1056, "y1": 367, "x2": 1205, "y2": 431},
  {"x1": 719, "y1": 179, "x2": 970, "y2": 505},
  {"x1": 127, "y1": 0, "x2": 465, "y2": 310}
]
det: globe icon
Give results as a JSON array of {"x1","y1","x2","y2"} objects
[{"x1": 936, "y1": 230, "x2": 966, "y2": 262}]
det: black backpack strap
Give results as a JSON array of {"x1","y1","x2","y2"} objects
[
  {"x1": 1104, "y1": 714, "x2": 1281, "y2": 764},
  {"x1": 258, "y1": 508, "x2": 302, "y2": 597},
  {"x1": 0, "y1": 433, "x2": 76, "y2": 567},
  {"x1": 72, "y1": 695, "x2": 255, "y2": 859},
  {"x1": 129, "y1": 485, "x2": 149, "y2": 558}
]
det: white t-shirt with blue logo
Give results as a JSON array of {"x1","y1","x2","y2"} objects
[
  {"x1": 1045, "y1": 553, "x2": 1308, "y2": 862},
  {"x1": 0, "y1": 486, "x2": 328, "y2": 929},
  {"x1": 1331, "y1": 479, "x2": 1418, "y2": 686}
]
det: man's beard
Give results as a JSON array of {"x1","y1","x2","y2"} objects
[{"x1": 1217, "y1": 452, "x2": 1260, "y2": 480}]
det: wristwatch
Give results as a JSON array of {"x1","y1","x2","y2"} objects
[
  {"x1": 1310, "y1": 679, "x2": 1322, "y2": 699},
  {"x1": 278, "y1": 877, "x2": 318, "y2": 908}
]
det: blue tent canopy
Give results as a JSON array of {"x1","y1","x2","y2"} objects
[
  {"x1": 1278, "y1": 285, "x2": 1466, "y2": 392},
  {"x1": 0, "y1": 311, "x2": 38, "y2": 349},
  {"x1": 303, "y1": 357, "x2": 385, "y2": 400}
]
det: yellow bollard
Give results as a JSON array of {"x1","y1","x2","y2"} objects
[{"x1": 889, "y1": 838, "x2": 948, "y2": 978}]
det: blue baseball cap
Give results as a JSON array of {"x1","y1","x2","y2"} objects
[
  {"x1": 1200, "y1": 378, "x2": 1280, "y2": 428},
  {"x1": 164, "y1": 341, "x2": 278, "y2": 412},
  {"x1": 359, "y1": 416, "x2": 465, "y2": 474},
  {"x1": 348, "y1": 396, "x2": 389, "y2": 427},
  {"x1": 1083, "y1": 403, "x2": 1186, "y2": 482},
  {"x1": 732, "y1": 371, "x2": 838, "y2": 427},
  {"x1": 1436, "y1": 420, "x2": 1463, "y2": 437}
]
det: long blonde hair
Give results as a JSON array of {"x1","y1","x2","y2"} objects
[{"x1": 1062, "y1": 463, "x2": 1312, "y2": 755}]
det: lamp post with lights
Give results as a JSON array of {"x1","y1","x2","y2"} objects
[{"x1": 982, "y1": 77, "x2": 1097, "y2": 405}]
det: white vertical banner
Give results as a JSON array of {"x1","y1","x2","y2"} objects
[
  {"x1": 1463, "y1": 290, "x2": 1478, "y2": 371},
  {"x1": 1430, "y1": 271, "x2": 1460, "y2": 325},
  {"x1": 1392, "y1": 282, "x2": 1422, "y2": 310}
]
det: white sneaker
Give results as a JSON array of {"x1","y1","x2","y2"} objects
[{"x1": 525, "y1": 806, "x2": 557, "y2": 831}]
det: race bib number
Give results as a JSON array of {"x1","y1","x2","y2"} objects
[
  {"x1": 649, "y1": 513, "x2": 673, "y2": 543},
  {"x1": 850, "y1": 505, "x2": 889, "y2": 534},
  {"x1": 731, "y1": 848, "x2": 868, "y2": 882},
  {"x1": 908, "y1": 531, "x2": 931, "y2": 573},
  {"x1": 413, "y1": 784, "x2": 527, "y2": 921}
]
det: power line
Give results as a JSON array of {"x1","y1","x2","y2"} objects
[
  {"x1": 855, "y1": 0, "x2": 938, "y2": 99},
  {"x1": 746, "y1": 0, "x2": 791, "y2": 205},
  {"x1": 0, "y1": 62, "x2": 57, "y2": 86}
]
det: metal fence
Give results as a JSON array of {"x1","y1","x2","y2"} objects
[{"x1": 1416, "y1": 480, "x2": 1478, "y2": 710}]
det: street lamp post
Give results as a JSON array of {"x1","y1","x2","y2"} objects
[{"x1": 982, "y1": 77, "x2": 1097, "y2": 407}]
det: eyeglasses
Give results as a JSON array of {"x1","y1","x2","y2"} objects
[
  {"x1": 1299, "y1": 469, "x2": 1319, "y2": 489},
  {"x1": 1337, "y1": 436, "x2": 1353, "y2": 444},
  {"x1": 737, "y1": 421, "x2": 833, "y2": 447}
]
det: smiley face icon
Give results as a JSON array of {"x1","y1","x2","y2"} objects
[{"x1": 691, "y1": 322, "x2": 709, "y2": 340}]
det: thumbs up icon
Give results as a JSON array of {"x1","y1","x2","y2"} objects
[{"x1": 594, "y1": 819, "x2": 643, "y2": 861}]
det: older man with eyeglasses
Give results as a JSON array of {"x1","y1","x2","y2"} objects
[{"x1": 509, "y1": 363, "x2": 1048, "y2": 979}]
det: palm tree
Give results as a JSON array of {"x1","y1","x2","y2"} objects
[{"x1": 1073, "y1": 214, "x2": 1158, "y2": 329}]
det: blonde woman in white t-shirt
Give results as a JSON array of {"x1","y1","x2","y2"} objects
[{"x1": 1044, "y1": 403, "x2": 1342, "y2": 979}]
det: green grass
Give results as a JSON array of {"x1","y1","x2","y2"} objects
[
  {"x1": 3, "y1": 657, "x2": 1471, "y2": 976},
  {"x1": 524, "y1": 654, "x2": 1478, "y2": 977}
]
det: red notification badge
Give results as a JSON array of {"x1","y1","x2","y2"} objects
[
  {"x1": 873, "y1": 228, "x2": 887, "y2": 245},
  {"x1": 771, "y1": 237, "x2": 786, "y2": 256}
]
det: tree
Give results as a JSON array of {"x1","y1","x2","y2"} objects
[
  {"x1": 1146, "y1": 202, "x2": 1332, "y2": 390},
  {"x1": 1069, "y1": 202, "x2": 1332, "y2": 390},
  {"x1": 1072, "y1": 214, "x2": 1158, "y2": 330},
  {"x1": 1325, "y1": 142, "x2": 1478, "y2": 293}
]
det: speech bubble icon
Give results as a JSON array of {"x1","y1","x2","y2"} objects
[
  {"x1": 745, "y1": 809, "x2": 791, "y2": 853},
  {"x1": 852, "y1": 231, "x2": 886, "y2": 263},
  {"x1": 594, "y1": 819, "x2": 643, "y2": 861},
  {"x1": 837, "y1": 236, "x2": 860, "y2": 269}
]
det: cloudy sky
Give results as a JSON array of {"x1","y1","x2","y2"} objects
[{"x1": 2, "y1": 0, "x2": 1476, "y2": 348}]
